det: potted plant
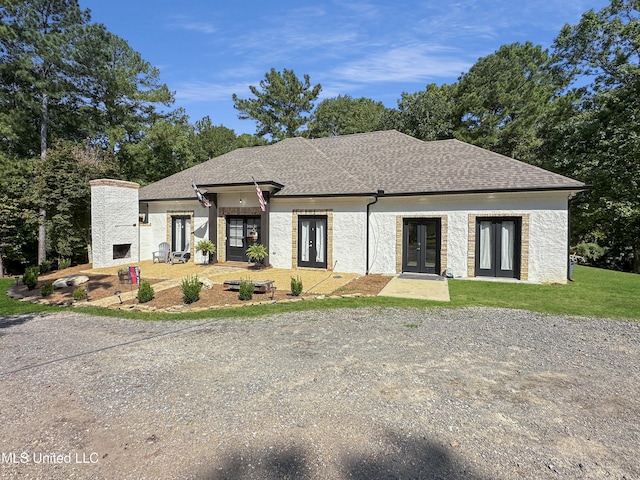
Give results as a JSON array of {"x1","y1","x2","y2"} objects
[
  {"x1": 195, "y1": 239, "x2": 216, "y2": 265},
  {"x1": 117, "y1": 267, "x2": 129, "y2": 284},
  {"x1": 245, "y1": 243, "x2": 267, "y2": 268}
]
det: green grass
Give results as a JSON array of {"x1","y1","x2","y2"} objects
[
  {"x1": 1, "y1": 265, "x2": 638, "y2": 320},
  {"x1": 448, "y1": 265, "x2": 640, "y2": 319}
]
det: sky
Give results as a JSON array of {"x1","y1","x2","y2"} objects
[{"x1": 82, "y1": 0, "x2": 609, "y2": 136}]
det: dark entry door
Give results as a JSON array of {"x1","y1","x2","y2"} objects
[
  {"x1": 403, "y1": 218, "x2": 440, "y2": 274},
  {"x1": 298, "y1": 216, "x2": 327, "y2": 269},
  {"x1": 226, "y1": 216, "x2": 261, "y2": 262},
  {"x1": 475, "y1": 217, "x2": 521, "y2": 278}
]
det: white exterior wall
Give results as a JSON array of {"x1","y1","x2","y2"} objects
[
  {"x1": 140, "y1": 200, "x2": 210, "y2": 263},
  {"x1": 268, "y1": 198, "x2": 368, "y2": 274},
  {"x1": 135, "y1": 190, "x2": 572, "y2": 283},
  {"x1": 367, "y1": 191, "x2": 571, "y2": 283},
  {"x1": 90, "y1": 180, "x2": 140, "y2": 268}
]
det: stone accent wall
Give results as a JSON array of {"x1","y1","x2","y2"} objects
[
  {"x1": 90, "y1": 179, "x2": 140, "y2": 268},
  {"x1": 395, "y1": 215, "x2": 448, "y2": 274},
  {"x1": 467, "y1": 214, "x2": 529, "y2": 281},
  {"x1": 291, "y1": 209, "x2": 333, "y2": 270}
]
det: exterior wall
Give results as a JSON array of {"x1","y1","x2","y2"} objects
[
  {"x1": 368, "y1": 191, "x2": 571, "y2": 283},
  {"x1": 136, "y1": 190, "x2": 572, "y2": 283},
  {"x1": 140, "y1": 200, "x2": 210, "y2": 263},
  {"x1": 268, "y1": 198, "x2": 368, "y2": 274},
  {"x1": 90, "y1": 179, "x2": 140, "y2": 268}
]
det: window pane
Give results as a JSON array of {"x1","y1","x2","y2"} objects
[
  {"x1": 315, "y1": 220, "x2": 325, "y2": 263},
  {"x1": 406, "y1": 222, "x2": 418, "y2": 267},
  {"x1": 479, "y1": 221, "x2": 492, "y2": 269},
  {"x1": 230, "y1": 218, "x2": 243, "y2": 247},
  {"x1": 300, "y1": 220, "x2": 310, "y2": 262},
  {"x1": 500, "y1": 221, "x2": 515, "y2": 271}
]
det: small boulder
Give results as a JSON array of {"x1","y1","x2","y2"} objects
[
  {"x1": 67, "y1": 275, "x2": 89, "y2": 286},
  {"x1": 53, "y1": 278, "x2": 69, "y2": 289},
  {"x1": 200, "y1": 278, "x2": 215, "y2": 290}
]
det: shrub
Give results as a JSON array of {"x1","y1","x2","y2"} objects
[
  {"x1": 22, "y1": 266, "x2": 39, "y2": 290},
  {"x1": 238, "y1": 279, "x2": 254, "y2": 300},
  {"x1": 40, "y1": 283, "x2": 54, "y2": 297},
  {"x1": 58, "y1": 258, "x2": 71, "y2": 270},
  {"x1": 73, "y1": 287, "x2": 87, "y2": 301},
  {"x1": 181, "y1": 275, "x2": 201, "y2": 304},
  {"x1": 39, "y1": 259, "x2": 51, "y2": 274},
  {"x1": 290, "y1": 276, "x2": 303, "y2": 296},
  {"x1": 572, "y1": 242, "x2": 605, "y2": 264},
  {"x1": 137, "y1": 280, "x2": 154, "y2": 303}
]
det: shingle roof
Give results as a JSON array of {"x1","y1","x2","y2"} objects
[{"x1": 138, "y1": 130, "x2": 585, "y2": 201}]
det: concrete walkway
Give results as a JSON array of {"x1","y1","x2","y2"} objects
[{"x1": 378, "y1": 274, "x2": 450, "y2": 302}]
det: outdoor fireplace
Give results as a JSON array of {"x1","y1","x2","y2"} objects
[{"x1": 112, "y1": 243, "x2": 132, "y2": 260}]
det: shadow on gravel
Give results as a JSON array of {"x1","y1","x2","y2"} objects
[
  {"x1": 200, "y1": 431, "x2": 485, "y2": 480},
  {"x1": 0, "y1": 313, "x2": 43, "y2": 333}
]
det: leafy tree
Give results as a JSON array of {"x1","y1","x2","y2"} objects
[
  {"x1": 453, "y1": 42, "x2": 565, "y2": 163},
  {"x1": 381, "y1": 84, "x2": 454, "y2": 141},
  {"x1": 306, "y1": 95, "x2": 385, "y2": 138},
  {"x1": 232, "y1": 68, "x2": 322, "y2": 141},
  {"x1": 122, "y1": 113, "x2": 194, "y2": 184},
  {"x1": 36, "y1": 140, "x2": 118, "y2": 264},
  {"x1": 190, "y1": 116, "x2": 239, "y2": 162},
  {"x1": 548, "y1": 0, "x2": 640, "y2": 272}
]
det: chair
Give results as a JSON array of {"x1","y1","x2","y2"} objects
[
  {"x1": 152, "y1": 242, "x2": 171, "y2": 263},
  {"x1": 170, "y1": 242, "x2": 191, "y2": 264}
]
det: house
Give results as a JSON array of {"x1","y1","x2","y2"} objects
[{"x1": 90, "y1": 130, "x2": 585, "y2": 283}]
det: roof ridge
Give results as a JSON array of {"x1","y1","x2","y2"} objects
[{"x1": 304, "y1": 136, "x2": 376, "y2": 193}]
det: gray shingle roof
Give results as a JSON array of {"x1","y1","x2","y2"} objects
[{"x1": 138, "y1": 130, "x2": 584, "y2": 201}]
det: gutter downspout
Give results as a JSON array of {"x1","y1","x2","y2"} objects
[{"x1": 366, "y1": 189, "x2": 384, "y2": 275}]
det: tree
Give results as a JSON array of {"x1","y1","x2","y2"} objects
[
  {"x1": 453, "y1": 42, "x2": 565, "y2": 163},
  {"x1": 190, "y1": 116, "x2": 238, "y2": 161},
  {"x1": 381, "y1": 84, "x2": 454, "y2": 141},
  {"x1": 306, "y1": 95, "x2": 385, "y2": 138},
  {"x1": 232, "y1": 68, "x2": 321, "y2": 141},
  {"x1": 548, "y1": 0, "x2": 640, "y2": 272},
  {"x1": 36, "y1": 140, "x2": 118, "y2": 264}
]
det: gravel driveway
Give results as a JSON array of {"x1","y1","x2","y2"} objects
[{"x1": 0, "y1": 307, "x2": 638, "y2": 479}]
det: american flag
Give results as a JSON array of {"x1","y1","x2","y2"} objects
[
  {"x1": 253, "y1": 177, "x2": 266, "y2": 212},
  {"x1": 191, "y1": 181, "x2": 211, "y2": 208}
]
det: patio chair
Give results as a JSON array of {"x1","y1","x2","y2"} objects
[
  {"x1": 170, "y1": 242, "x2": 191, "y2": 264},
  {"x1": 152, "y1": 242, "x2": 171, "y2": 263}
]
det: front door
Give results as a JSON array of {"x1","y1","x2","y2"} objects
[
  {"x1": 171, "y1": 216, "x2": 190, "y2": 252},
  {"x1": 226, "y1": 216, "x2": 261, "y2": 262},
  {"x1": 298, "y1": 216, "x2": 327, "y2": 268},
  {"x1": 403, "y1": 218, "x2": 441, "y2": 274},
  {"x1": 475, "y1": 217, "x2": 521, "y2": 278}
]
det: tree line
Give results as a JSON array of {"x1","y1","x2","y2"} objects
[{"x1": 1, "y1": 0, "x2": 638, "y2": 274}]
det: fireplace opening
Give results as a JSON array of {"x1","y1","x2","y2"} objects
[{"x1": 113, "y1": 244, "x2": 132, "y2": 260}]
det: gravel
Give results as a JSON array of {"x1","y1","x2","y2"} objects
[{"x1": 0, "y1": 307, "x2": 638, "y2": 479}]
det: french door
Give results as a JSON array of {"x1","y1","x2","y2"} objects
[
  {"x1": 226, "y1": 216, "x2": 261, "y2": 262},
  {"x1": 402, "y1": 218, "x2": 441, "y2": 274},
  {"x1": 475, "y1": 217, "x2": 521, "y2": 278},
  {"x1": 298, "y1": 216, "x2": 327, "y2": 268}
]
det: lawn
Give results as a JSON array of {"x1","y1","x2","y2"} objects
[{"x1": 1, "y1": 265, "x2": 638, "y2": 320}]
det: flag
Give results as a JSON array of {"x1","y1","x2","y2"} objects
[
  {"x1": 253, "y1": 177, "x2": 266, "y2": 212},
  {"x1": 128, "y1": 266, "x2": 140, "y2": 285},
  {"x1": 192, "y1": 181, "x2": 211, "y2": 208}
]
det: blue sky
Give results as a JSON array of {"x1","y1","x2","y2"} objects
[{"x1": 82, "y1": 0, "x2": 608, "y2": 136}]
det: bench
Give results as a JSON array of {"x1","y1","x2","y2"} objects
[{"x1": 223, "y1": 279, "x2": 275, "y2": 294}]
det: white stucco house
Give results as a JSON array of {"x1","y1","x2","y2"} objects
[{"x1": 91, "y1": 130, "x2": 585, "y2": 283}]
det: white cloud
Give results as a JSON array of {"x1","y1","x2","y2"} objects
[
  {"x1": 170, "y1": 17, "x2": 217, "y2": 34},
  {"x1": 332, "y1": 44, "x2": 472, "y2": 84}
]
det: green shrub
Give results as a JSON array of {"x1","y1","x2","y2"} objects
[
  {"x1": 137, "y1": 280, "x2": 154, "y2": 303},
  {"x1": 290, "y1": 276, "x2": 303, "y2": 296},
  {"x1": 22, "y1": 266, "x2": 39, "y2": 290},
  {"x1": 572, "y1": 242, "x2": 605, "y2": 263},
  {"x1": 238, "y1": 279, "x2": 254, "y2": 301},
  {"x1": 181, "y1": 275, "x2": 201, "y2": 304},
  {"x1": 73, "y1": 287, "x2": 87, "y2": 301},
  {"x1": 39, "y1": 260, "x2": 51, "y2": 274},
  {"x1": 58, "y1": 258, "x2": 71, "y2": 270},
  {"x1": 40, "y1": 283, "x2": 54, "y2": 297}
]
